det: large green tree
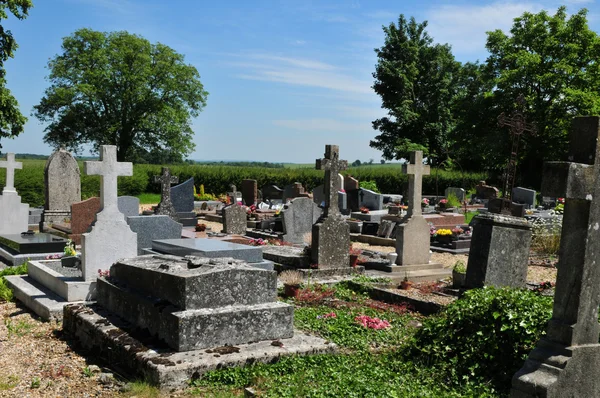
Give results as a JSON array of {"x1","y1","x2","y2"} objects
[
  {"x1": 0, "y1": 0, "x2": 32, "y2": 147},
  {"x1": 480, "y1": 6, "x2": 600, "y2": 185},
  {"x1": 34, "y1": 28, "x2": 208, "y2": 162},
  {"x1": 371, "y1": 15, "x2": 462, "y2": 164}
]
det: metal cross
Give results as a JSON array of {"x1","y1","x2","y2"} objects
[
  {"x1": 497, "y1": 94, "x2": 537, "y2": 211},
  {"x1": 84, "y1": 146, "x2": 133, "y2": 215},
  {"x1": 316, "y1": 144, "x2": 348, "y2": 217},
  {"x1": 154, "y1": 167, "x2": 179, "y2": 201},
  {"x1": 403, "y1": 151, "x2": 430, "y2": 217},
  {"x1": 0, "y1": 153, "x2": 22, "y2": 194}
]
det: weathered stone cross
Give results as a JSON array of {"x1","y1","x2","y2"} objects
[
  {"x1": 228, "y1": 184, "x2": 238, "y2": 205},
  {"x1": 403, "y1": 151, "x2": 430, "y2": 217},
  {"x1": 154, "y1": 167, "x2": 179, "y2": 201},
  {"x1": 316, "y1": 144, "x2": 348, "y2": 217},
  {"x1": 84, "y1": 146, "x2": 133, "y2": 220},
  {"x1": 512, "y1": 116, "x2": 600, "y2": 396},
  {"x1": 0, "y1": 153, "x2": 22, "y2": 194}
]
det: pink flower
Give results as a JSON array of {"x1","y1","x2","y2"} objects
[
  {"x1": 317, "y1": 312, "x2": 337, "y2": 319},
  {"x1": 355, "y1": 315, "x2": 391, "y2": 330}
]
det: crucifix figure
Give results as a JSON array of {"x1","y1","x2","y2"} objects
[
  {"x1": 153, "y1": 167, "x2": 179, "y2": 220},
  {"x1": 0, "y1": 153, "x2": 22, "y2": 194},
  {"x1": 84, "y1": 146, "x2": 133, "y2": 221},
  {"x1": 497, "y1": 94, "x2": 537, "y2": 211},
  {"x1": 403, "y1": 151, "x2": 430, "y2": 218},
  {"x1": 316, "y1": 144, "x2": 348, "y2": 217}
]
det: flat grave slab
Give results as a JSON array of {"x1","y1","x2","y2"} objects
[
  {"x1": 63, "y1": 303, "x2": 336, "y2": 390},
  {"x1": 152, "y1": 238, "x2": 263, "y2": 263},
  {"x1": 0, "y1": 233, "x2": 67, "y2": 254}
]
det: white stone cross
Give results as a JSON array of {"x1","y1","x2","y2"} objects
[
  {"x1": 84, "y1": 146, "x2": 133, "y2": 219},
  {"x1": 0, "y1": 153, "x2": 22, "y2": 194},
  {"x1": 403, "y1": 151, "x2": 430, "y2": 217}
]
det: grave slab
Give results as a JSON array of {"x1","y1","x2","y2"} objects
[{"x1": 127, "y1": 215, "x2": 183, "y2": 255}]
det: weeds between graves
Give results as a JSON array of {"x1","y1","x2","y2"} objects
[{"x1": 0, "y1": 262, "x2": 28, "y2": 302}]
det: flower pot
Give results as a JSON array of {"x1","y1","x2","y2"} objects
[
  {"x1": 284, "y1": 284, "x2": 300, "y2": 298},
  {"x1": 349, "y1": 254, "x2": 360, "y2": 267},
  {"x1": 452, "y1": 270, "x2": 466, "y2": 288},
  {"x1": 61, "y1": 256, "x2": 81, "y2": 269},
  {"x1": 437, "y1": 235, "x2": 453, "y2": 245},
  {"x1": 387, "y1": 252, "x2": 398, "y2": 265},
  {"x1": 400, "y1": 280, "x2": 413, "y2": 290}
]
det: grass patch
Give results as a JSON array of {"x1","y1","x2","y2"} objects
[
  {"x1": 136, "y1": 193, "x2": 161, "y2": 205},
  {"x1": 0, "y1": 375, "x2": 19, "y2": 390},
  {"x1": 0, "y1": 262, "x2": 28, "y2": 303},
  {"x1": 120, "y1": 381, "x2": 161, "y2": 398},
  {"x1": 465, "y1": 211, "x2": 478, "y2": 224},
  {"x1": 5, "y1": 318, "x2": 35, "y2": 337}
]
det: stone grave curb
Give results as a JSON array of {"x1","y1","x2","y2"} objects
[{"x1": 63, "y1": 303, "x2": 337, "y2": 389}]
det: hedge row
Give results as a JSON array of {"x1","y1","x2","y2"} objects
[{"x1": 1, "y1": 161, "x2": 489, "y2": 207}]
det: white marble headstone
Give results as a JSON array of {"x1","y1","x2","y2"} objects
[{"x1": 0, "y1": 153, "x2": 29, "y2": 234}]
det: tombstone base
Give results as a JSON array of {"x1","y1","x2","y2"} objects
[
  {"x1": 465, "y1": 213, "x2": 532, "y2": 289},
  {"x1": 511, "y1": 339, "x2": 600, "y2": 397},
  {"x1": 311, "y1": 216, "x2": 350, "y2": 268},
  {"x1": 43, "y1": 210, "x2": 71, "y2": 225}
]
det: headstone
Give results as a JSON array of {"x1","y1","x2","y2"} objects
[
  {"x1": 444, "y1": 187, "x2": 465, "y2": 202},
  {"x1": 43, "y1": 149, "x2": 81, "y2": 224},
  {"x1": 283, "y1": 182, "x2": 309, "y2": 202},
  {"x1": 154, "y1": 167, "x2": 180, "y2": 221},
  {"x1": 344, "y1": 175, "x2": 359, "y2": 191},
  {"x1": 377, "y1": 220, "x2": 395, "y2": 239},
  {"x1": 511, "y1": 116, "x2": 600, "y2": 397},
  {"x1": 0, "y1": 153, "x2": 29, "y2": 234},
  {"x1": 227, "y1": 184, "x2": 242, "y2": 204},
  {"x1": 475, "y1": 181, "x2": 499, "y2": 199},
  {"x1": 81, "y1": 145, "x2": 137, "y2": 281},
  {"x1": 171, "y1": 177, "x2": 194, "y2": 213},
  {"x1": 28, "y1": 208, "x2": 43, "y2": 224},
  {"x1": 281, "y1": 197, "x2": 322, "y2": 244},
  {"x1": 465, "y1": 213, "x2": 532, "y2": 288},
  {"x1": 126, "y1": 215, "x2": 182, "y2": 255},
  {"x1": 69, "y1": 197, "x2": 101, "y2": 244},
  {"x1": 361, "y1": 222, "x2": 379, "y2": 236},
  {"x1": 118, "y1": 196, "x2": 139, "y2": 218},
  {"x1": 512, "y1": 187, "x2": 536, "y2": 208},
  {"x1": 395, "y1": 151, "x2": 432, "y2": 265},
  {"x1": 222, "y1": 204, "x2": 247, "y2": 235},
  {"x1": 241, "y1": 179, "x2": 258, "y2": 206},
  {"x1": 358, "y1": 188, "x2": 384, "y2": 210},
  {"x1": 312, "y1": 185, "x2": 347, "y2": 212},
  {"x1": 311, "y1": 145, "x2": 350, "y2": 268},
  {"x1": 95, "y1": 255, "x2": 293, "y2": 351},
  {"x1": 261, "y1": 184, "x2": 284, "y2": 202}
]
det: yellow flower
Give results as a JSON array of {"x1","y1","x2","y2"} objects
[{"x1": 436, "y1": 229, "x2": 452, "y2": 236}]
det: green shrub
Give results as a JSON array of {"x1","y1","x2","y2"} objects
[
  {"x1": 0, "y1": 262, "x2": 28, "y2": 303},
  {"x1": 359, "y1": 180, "x2": 380, "y2": 193},
  {"x1": 411, "y1": 287, "x2": 552, "y2": 390},
  {"x1": 446, "y1": 193, "x2": 462, "y2": 208}
]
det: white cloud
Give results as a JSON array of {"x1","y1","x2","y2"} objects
[
  {"x1": 229, "y1": 53, "x2": 373, "y2": 96},
  {"x1": 272, "y1": 118, "x2": 371, "y2": 133},
  {"x1": 425, "y1": 2, "x2": 544, "y2": 58},
  {"x1": 564, "y1": 0, "x2": 593, "y2": 4}
]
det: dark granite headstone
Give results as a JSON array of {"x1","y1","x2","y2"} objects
[
  {"x1": 281, "y1": 197, "x2": 322, "y2": 244},
  {"x1": 241, "y1": 179, "x2": 258, "y2": 206},
  {"x1": 118, "y1": 196, "x2": 139, "y2": 218},
  {"x1": 262, "y1": 184, "x2": 284, "y2": 201},
  {"x1": 362, "y1": 222, "x2": 379, "y2": 236},
  {"x1": 68, "y1": 197, "x2": 101, "y2": 244},
  {"x1": 0, "y1": 233, "x2": 67, "y2": 254},
  {"x1": 358, "y1": 188, "x2": 384, "y2": 210},
  {"x1": 127, "y1": 215, "x2": 183, "y2": 255},
  {"x1": 171, "y1": 177, "x2": 194, "y2": 213}
]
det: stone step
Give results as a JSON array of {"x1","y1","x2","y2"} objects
[
  {"x1": 4, "y1": 275, "x2": 73, "y2": 321},
  {"x1": 365, "y1": 262, "x2": 446, "y2": 273},
  {"x1": 27, "y1": 261, "x2": 94, "y2": 302},
  {"x1": 366, "y1": 268, "x2": 452, "y2": 283}
]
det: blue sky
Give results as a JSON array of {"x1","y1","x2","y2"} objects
[{"x1": 1, "y1": 0, "x2": 596, "y2": 163}]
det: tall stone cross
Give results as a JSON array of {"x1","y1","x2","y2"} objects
[
  {"x1": 84, "y1": 146, "x2": 133, "y2": 221},
  {"x1": 403, "y1": 151, "x2": 430, "y2": 217},
  {"x1": 316, "y1": 144, "x2": 347, "y2": 217},
  {"x1": 497, "y1": 94, "x2": 537, "y2": 210},
  {"x1": 0, "y1": 153, "x2": 22, "y2": 194},
  {"x1": 512, "y1": 116, "x2": 600, "y2": 396},
  {"x1": 154, "y1": 167, "x2": 179, "y2": 202}
]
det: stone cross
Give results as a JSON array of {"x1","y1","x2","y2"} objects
[
  {"x1": 154, "y1": 168, "x2": 179, "y2": 200},
  {"x1": 512, "y1": 116, "x2": 600, "y2": 396},
  {"x1": 316, "y1": 144, "x2": 348, "y2": 217},
  {"x1": 0, "y1": 153, "x2": 22, "y2": 194},
  {"x1": 403, "y1": 151, "x2": 430, "y2": 217},
  {"x1": 228, "y1": 184, "x2": 238, "y2": 205},
  {"x1": 84, "y1": 146, "x2": 133, "y2": 220}
]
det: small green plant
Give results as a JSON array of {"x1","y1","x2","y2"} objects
[
  {"x1": 121, "y1": 380, "x2": 161, "y2": 398},
  {"x1": 63, "y1": 239, "x2": 76, "y2": 257},
  {"x1": 359, "y1": 180, "x2": 380, "y2": 193},
  {"x1": 531, "y1": 218, "x2": 562, "y2": 256},
  {"x1": 0, "y1": 375, "x2": 19, "y2": 390},
  {"x1": 453, "y1": 260, "x2": 466, "y2": 273},
  {"x1": 82, "y1": 366, "x2": 94, "y2": 378},
  {"x1": 446, "y1": 193, "x2": 462, "y2": 208},
  {"x1": 30, "y1": 377, "x2": 40, "y2": 389},
  {"x1": 5, "y1": 318, "x2": 35, "y2": 337}
]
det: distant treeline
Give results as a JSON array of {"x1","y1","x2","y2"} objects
[{"x1": 188, "y1": 160, "x2": 285, "y2": 168}]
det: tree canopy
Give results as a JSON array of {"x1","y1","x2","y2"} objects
[
  {"x1": 0, "y1": 0, "x2": 32, "y2": 148},
  {"x1": 34, "y1": 28, "x2": 208, "y2": 162},
  {"x1": 372, "y1": 7, "x2": 600, "y2": 187}
]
